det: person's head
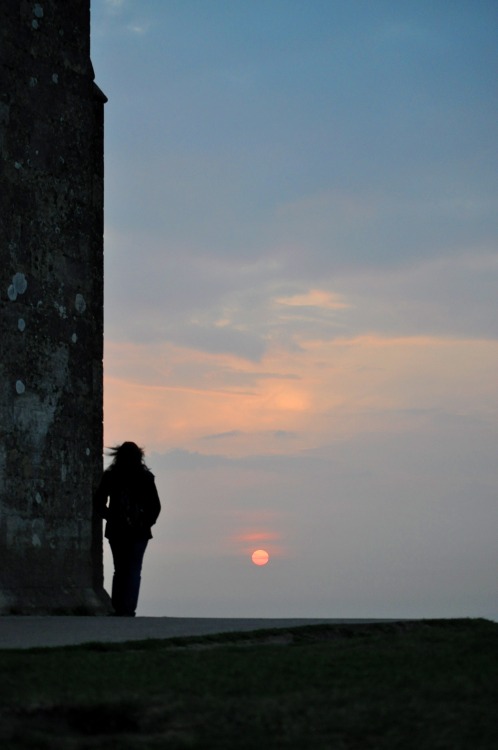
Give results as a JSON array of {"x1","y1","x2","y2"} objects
[{"x1": 108, "y1": 441, "x2": 146, "y2": 472}]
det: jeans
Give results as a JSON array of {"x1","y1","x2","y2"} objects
[{"x1": 108, "y1": 536, "x2": 149, "y2": 616}]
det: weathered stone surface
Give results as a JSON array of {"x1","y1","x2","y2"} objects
[{"x1": 0, "y1": 1, "x2": 110, "y2": 613}]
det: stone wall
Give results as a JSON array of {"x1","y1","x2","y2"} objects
[{"x1": 0, "y1": 1, "x2": 110, "y2": 613}]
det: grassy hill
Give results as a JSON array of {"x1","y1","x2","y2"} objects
[{"x1": 0, "y1": 618, "x2": 496, "y2": 748}]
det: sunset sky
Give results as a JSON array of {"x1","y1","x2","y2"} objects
[{"x1": 91, "y1": 0, "x2": 498, "y2": 618}]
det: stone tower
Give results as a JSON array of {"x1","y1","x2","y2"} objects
[{"x1": 0, "y1": 1, "x2": 110, "y2": 613}]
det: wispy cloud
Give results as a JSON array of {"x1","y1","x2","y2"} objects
[
  {"x1": 202, "y1": 430, "x2": 244, "y2": 441},
  {"x1": 276, "y1": 289, "x2": 351, "y2": 310},
  {"x1": 127, "y1": 22, "x2": 149, "y2": 35},
  {"x1": 105, "y1": 0, "x2": 126, "y2": 12},
  {"x1": 103, "y1": 333, "x2": 498, "y2": 464},
  {"x1": 277, "y1": 289, "x2": 351, "y2": 311},
  {"x1": 100, "y1": 1, "x2": 149, "y2": 36}
]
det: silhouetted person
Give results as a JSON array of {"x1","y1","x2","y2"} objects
[{"x1": 94, "y1": 442, "x2": 161, "y2": 616}]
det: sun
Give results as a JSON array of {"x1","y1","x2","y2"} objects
[{"x1": 251, "y1": 549, "x2": 270, "y2": 566}]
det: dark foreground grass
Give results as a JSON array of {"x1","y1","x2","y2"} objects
[{"x1": 0, "y1": 618, "x2": 497, "y2": 749}]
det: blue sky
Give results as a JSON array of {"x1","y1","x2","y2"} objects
[{"x1": 91, "y1": 0, "x2": 498, "y2": 618}]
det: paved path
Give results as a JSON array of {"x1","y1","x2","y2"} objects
[{"x1": 0, "y1": 616, "x2": 394, "y2": 650}]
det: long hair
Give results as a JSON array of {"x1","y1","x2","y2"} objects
[{"x1": 107, "y1": 441, "x2": 148, "y2": 473}]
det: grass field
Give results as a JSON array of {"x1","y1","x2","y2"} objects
[{"x1": 0, "y1": 618, "x2": 496, "y2": 749}]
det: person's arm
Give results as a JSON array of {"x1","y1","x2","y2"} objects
[
  {"x1": 93, "y1": 471, "x2": 111, "y2": 519},
  {"x1": 146, "y1": 473, "x2": 161, "y2": 527}
]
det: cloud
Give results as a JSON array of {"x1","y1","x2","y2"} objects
[
  {"x1": 103, "y1": 331, "x2": 498, "y2": 468},
  {"x1": 201, "y1": 429, "x2": 297, "y2": 442},
  {"x1": 276, "y1": 289, "x2": 351, "y2": 311},
  {"x1": 96, "y1": 1, "x2": 150, "y2": 39},
  {"x1": 336, "y1": 252, "x2": 498, "y2": 340},
  {"x1": 104, "y1": 0, "x2": 126, "y2": 12},
  {"x1": 104, "y1": 231, "x2": 498, "y2": 378},
  {"x1": 202, "y1": 430, "x2": 243, "y2": 441},
  {"x1": 268, "y1": 183, "x2": 498, "y2": 275},
  {"x1": 127, "y1": 23, "x2": 149, "y2": 35}
]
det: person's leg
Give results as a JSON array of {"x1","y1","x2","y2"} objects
[
  {"x1": 125, "y1": 538, "x2": 149, "y2": 615},
  {"x1": 108, "y1": 537, "x2": 129, "y2": 615},
  {"x1": 109, "y1": 537, "x2": 148, "y2": 616}
]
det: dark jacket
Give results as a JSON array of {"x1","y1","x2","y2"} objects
[{"x1": 94, "y1": 466, "x2": 161, "y2": 541}]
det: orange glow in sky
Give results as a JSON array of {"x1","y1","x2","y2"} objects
[{"x1": 103, "y1": 334, "x2": 498, "y2": 456}]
